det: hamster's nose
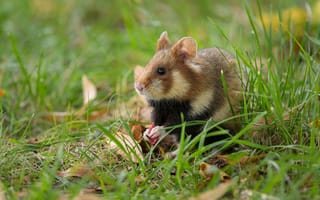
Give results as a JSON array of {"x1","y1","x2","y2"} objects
[{"x1": 135, "y1": 82, "x2": 145, "y2": 92}]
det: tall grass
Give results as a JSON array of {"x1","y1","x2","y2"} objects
[{"x1": 0, "y1": 0, "x2": 319, "y2": 199}]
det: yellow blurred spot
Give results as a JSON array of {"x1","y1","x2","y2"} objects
[
  {"x1": 312, "y1": 1, "x2": 320, "y2": 24},
  {"x1": 259, "y1": 1, "x2": 320, "y2": 37},
  {"x1": 30, "y1": 0, "x2": 75, "y2": 18},
  {"x1": 31, "y1": 0, "x2": 56, "y2": 16},
  {"x1": 259, "y1": 7, "x2": 307, "y2": 36},
  {"x1": 310, "y1": 119, "x2": 319, "y2": 128},
  {"x1": 0, "y1": 89, "x2": 5, "y2": 97}
]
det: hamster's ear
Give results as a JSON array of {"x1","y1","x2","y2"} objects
[
  {"x1": 157, "y1": 31, "x2": 170, "y2": 51},
  {"x1": 172, "y1": 37, "x2": 197, "y2": 61}
]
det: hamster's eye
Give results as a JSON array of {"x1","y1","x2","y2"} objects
[{"x1": 157, "y1": 67, "x2": 166, "y2": 75}]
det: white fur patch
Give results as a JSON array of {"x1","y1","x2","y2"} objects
[
  {"x1": 187, "y1": 61, "x2": 202, "y2": 73},
  {"x1": 190, "y1": 89, "x2": 213, "y2": 116},
  {"x1": 166, "y1": 70, "x2": 190, "y2": 99},
  {"x1": 145, "y1": 79, "x2": 164, "y2": 99}
]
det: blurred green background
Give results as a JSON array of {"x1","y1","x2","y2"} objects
[
  {"x1": 1, "y1": 0, "x2": 316, "y2": 109},
  {"x1": 1, "y1": 0, "x2": 319, "y2": 135},
  {"x1": 1, "y1": 0, "x2": 250, "y2": 110}
]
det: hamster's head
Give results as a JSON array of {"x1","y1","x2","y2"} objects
[{"x1": 134, "y1": 31, "x2": 198, "y2": 101}]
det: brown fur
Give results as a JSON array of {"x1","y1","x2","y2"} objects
[{"x1": 135, "y1": 32, "x2": 246, "y2": 133}]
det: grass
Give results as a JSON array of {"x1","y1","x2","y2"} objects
[{"x1": 1, "y1": 0, "x2": 320, "y2": 199}]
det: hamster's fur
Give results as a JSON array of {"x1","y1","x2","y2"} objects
[{"x1": 135, "y1": 32, "x2": 246, "y2": 156}]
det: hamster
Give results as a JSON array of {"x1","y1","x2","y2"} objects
[{"x1": 134, "y1": 31, "x2": 246, "y2": 157}]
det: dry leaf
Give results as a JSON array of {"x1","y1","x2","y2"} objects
[
  {"x1": 199, "y1": 162, "x2": 219, "y2": 179},
  {"x1": 41, "y1": 109, "x2": 108, "y2": 123},
  {"x1": 0, "y1": 89, "x2": 5, "y2": 97},
  {"x1": 130, "y1": 124, "x2": 151, "y2": 153},
  {"x1": 131, "y1": 124, "x2": 144, "y2": 141},
  {"x1": 106, "y1": 131, "x2": 144, "y2": 163},
  {"x1": 82, "y1": 75, "x2": 97, "y2": 106},
  {"x1": 189, "y1": 180, "x2": 234, "y2": 200},
  {"x1": 199, "y1": 162, "x2": 230, "y2": 182},
  {"x1": 41, "y1": 111, "x2": 79, "y2": 123},
  {"x1": 310, "y1": 119, "x2": 320, "y2": 128},
  {"x1": 42, "y1": 75, "x2": 108, "y2": 123},
  {"x1": 86, "y1": 109, "x2": 108, "y2": 121}
]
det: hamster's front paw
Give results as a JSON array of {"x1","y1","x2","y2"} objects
[{"x1": 143, "y1": 125, "x2": 165, "y2": 146}]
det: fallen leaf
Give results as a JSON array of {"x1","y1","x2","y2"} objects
[
  {"x1": 82, "y1": 75, "x2": 97, "y2": 106},
  {"x1": 131, "y1": 124, "x2": 144, "y2": 141},
  {"x1": 199, "y1": 162, "x2": 219, "y2": 179},
  {"x1": 189, "y1": 180, "x2": 234, "y2": 200},
  {"x1": 41, "y1": 109, "x2": 109, "y2": 123},
  {"x1": 0, "y1": 89, "x2": 5, "y2": 97},
  {"x1": 106, "y1": 131, "x2": 144, "y2": 163},
  {"x1": 199, "y1": 162, "x2": 230, "y2": 182},
  {"x1": 310, "y1": 119, "x2": 320, "y2": 128},
  {"x1": 86, "y1": 109, "x2": 109, "y2": 121},
  {"x1": 42, "y1": 75, "x2": 108, "y2": 123},
  {"x1": 41, "y1": 111, "x2": 79, "y2": 123}
]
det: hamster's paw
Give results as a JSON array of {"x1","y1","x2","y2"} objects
[{"x1": 143, "y1": 126, "x2": 165, "y2": 146}]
